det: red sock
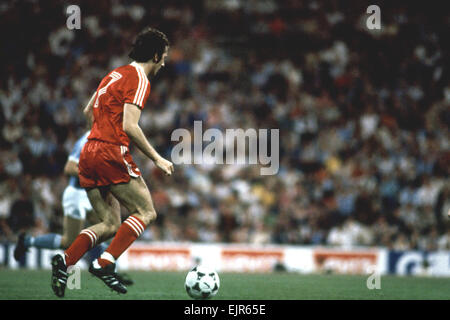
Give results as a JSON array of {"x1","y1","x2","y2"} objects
[
  {"x1": 64, "y1": 229, "x2": 97, "y2": 267},
  {"x1": 98, "y1": 215, "x2": 146, "y2": 267}
]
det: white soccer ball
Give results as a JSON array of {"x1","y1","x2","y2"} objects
[{"x1": 185, "y1": 265, "x2": 220, "y2": 299}]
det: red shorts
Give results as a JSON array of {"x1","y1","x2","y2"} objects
[{"x1": 79, "y1": 140, "x2": 141, "y2": 188}]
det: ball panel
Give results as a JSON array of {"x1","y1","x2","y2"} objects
[{"x1": 184, "y1": 266, "x2": 220, "y2": 300}]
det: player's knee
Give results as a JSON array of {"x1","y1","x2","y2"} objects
[
  {"x1": 109, "y1": 219, "x2": 121, "y2": 234},
  {"x1": 147, "y1": 209, "x2": 157, "y2": 224},
  {"x1": 139, "y1": 208, "x2": 157, "y2": 226},
  {"x1": 112, "y1": 217, "x2": 121, "y2": 230},
  {"x1": 103, "y1": 216, "x2": 120, "y2": 235}
]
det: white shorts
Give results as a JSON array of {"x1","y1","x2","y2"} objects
[{"x1": 62, "y1": 185, "x2": 93, "y2": 220}]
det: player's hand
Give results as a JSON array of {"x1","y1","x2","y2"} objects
[{"x1": 154, "y1": 157, "x2": 174, "y2": 176}]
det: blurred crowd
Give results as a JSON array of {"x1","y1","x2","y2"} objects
[{"x1": 0, "y1": 0, "x2": 449, "y2": 251}]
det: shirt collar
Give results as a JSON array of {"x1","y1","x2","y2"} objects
[{"x1": 130, "y1": 61, "x2": 145, "y2": 73}]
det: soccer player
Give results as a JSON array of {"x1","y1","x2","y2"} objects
[
  {"x1": 14, "y1": 131, "x2": 133, "y2": 285},
  {"x1": 51, "y1": 27, "x2": 174, "y2": 297}
]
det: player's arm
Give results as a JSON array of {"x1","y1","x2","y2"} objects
[
  {"x1": 123, "y1": 103, "x2": 174, "y2": 176},
  {"x1": 83, "y1": 92, "x2": 96, "y2": 127},
  {"x1": 63, "y1": 159, "x2": 78, "y2": 176}
]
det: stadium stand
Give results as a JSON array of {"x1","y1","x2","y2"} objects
[{"x1": 0, "y1": 0, "x2": 448, "y2": 251}]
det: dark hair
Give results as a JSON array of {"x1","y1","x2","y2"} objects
[{"x1": 128, "y1": 27, "x2": 169, "y2": 63}]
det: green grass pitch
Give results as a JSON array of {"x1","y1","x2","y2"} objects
[{"x1": 0, "y1": 269, "x2": 449, "y2": 300}]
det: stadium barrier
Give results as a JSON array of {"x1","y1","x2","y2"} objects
[
  {"x1": 387, "y1": 250, "x2": 450, "y2": 277},
  {"x1": 1, "y1": 242, "x2": 449, "y2": 276}
]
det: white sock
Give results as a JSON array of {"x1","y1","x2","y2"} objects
[{"x1": 100, "y1": 251, "x2": 116, "y2": 264}]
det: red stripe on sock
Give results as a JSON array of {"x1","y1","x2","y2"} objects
[
  {"x1": 98, "y1": 216, "x2": 146, "y2": 267},
  {"x1": 64, "y1": 230, "x2": 97, "y2": 267}
]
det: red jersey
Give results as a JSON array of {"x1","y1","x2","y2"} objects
[{"x1": 88, "y1": 62, "x2": 151, "y2": 147}]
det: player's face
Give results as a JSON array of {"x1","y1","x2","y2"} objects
[{"x1": 152, "y1": 46, "x2": 169, "y2": 76}]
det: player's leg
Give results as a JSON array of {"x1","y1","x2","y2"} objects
[
  {"x1": 88, "y1": 176, "x2": 152, "y2": 293},
  {"x1": 49, "y1": 216, "x2": 85, "y2": 298},
  {"x1": 52, "y1": 188, "x2": 123, "y2": 297},
  {"x1": 81, "y1": 190, "x2": 132, "y2": 292},
  {"x1": 75, "y1": 207, "x2": 106, "y2": 263},
  {"x1": 94, "y1": 176, "x2": 156, "y2": 268},
  {"x1": 60, "y1": 185, "x2": 87, "y2": 248},
  {"x1": 60, "y1": 216, "x2": 84, "y2": 248},
  {"x1": 50, "y1": 189, "x2": 99, "y2": 298},
  {"x1": 82, "y1": 207, "x2": 105, "y2": 262},
  {"x1": 82, "y1": 197, "x2": 110, "y2": 262},
  {"x1": 86, "y1": 187, "x2": 122, "y2": 240},
  {"x1": 110, "y1": 175, "x2": 156, "y2": 225},
  {"x1": 14, "y1": 231, "x2": 63, "y2": 261},
  {"x1": 82, "y1": 205, "x2": 135, "y2": 286},
  {"x1": 86, "y1": 206, "x2": 102, "y2": 225},
  {"x1": 60, "y1": 213, "x2": 122, "y2": 269},
  {"x1": 50, "y1": 195, "x2": 84, "y2": 298},
  {"x1": 63, "y1": 187, "x2": 121, "y2": 267},
  {"x1": 82, "y1": 188, "x2": 127, "y2": 293}
]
